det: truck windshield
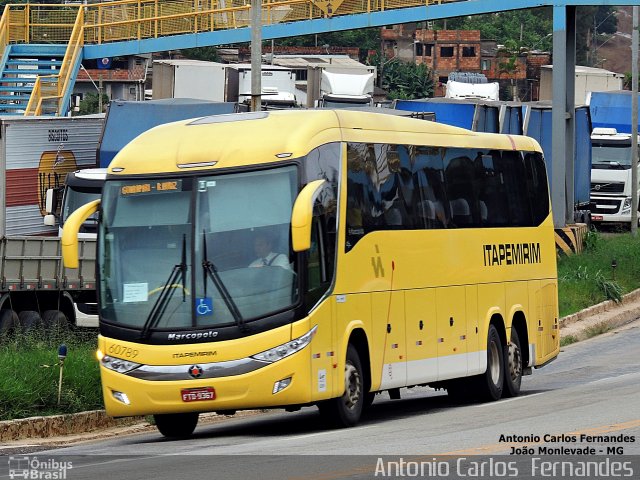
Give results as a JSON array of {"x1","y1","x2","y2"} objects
[
  {"x1": 61, "y1": 186, "x2": 101, "y2": 227},
  {"x1": 592, "y1": 143, "x2": 633, "y2": 169},
  {"x1": 98, "y1": 166, "x2": 299, "y2": 332}
]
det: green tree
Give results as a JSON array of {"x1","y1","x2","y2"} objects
[
  {"x1": 623, "y1": 72, "x2": 640, "y2": 91},
  {"x1": 377, "y1": 58, "x2": 434, "y2": 100},
  {"x1": 180, "y1": 46, "x2": 219, "y2": 62},
  {"x1": 77, "y1": 92, "x2": 109, "y2": 115}
]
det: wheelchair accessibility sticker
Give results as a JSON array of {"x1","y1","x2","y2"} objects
[{"x1": 196, "y1": 297, "x2": 213, "y2": 316}]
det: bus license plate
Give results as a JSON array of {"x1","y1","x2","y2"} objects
[
  {"x1": 592, "y1": 215, "x2": 603, "y2": 221},
  {"x1": 181, "y1": 387, "x2": 215, "y2": 402}
]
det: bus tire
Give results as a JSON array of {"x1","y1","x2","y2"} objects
[
  {"x1": 363, "y1": 391, "x2": 376, "y2": 410},
  {"x1": 318, "y1": 344, "x2": 364, "y2": 427},
  {"x1": 18, "y1": 311, "x2": 42, "y2": 332},
  {"x1": 503, "y1": 328, "x2": 522, "y2": 398},
  {"x1": 478, "y1": 324, "x2": 504, "y2": 401},
  {"x1": 154, "y1": 412, "x2": 199, "y2": 439}
]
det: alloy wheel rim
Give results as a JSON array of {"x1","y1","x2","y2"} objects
[{"x1": 343, "y1": 363, "x2": 361, "y2": 410}]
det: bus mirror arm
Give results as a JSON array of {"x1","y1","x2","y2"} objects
[
  {"x1": 61, "y1": 199, "x2": 101, "y2": 269},
  {"x1": 291, "y1": 179, "x2": 327, "y2": 252}
]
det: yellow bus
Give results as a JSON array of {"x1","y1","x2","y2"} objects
[{"x1": 62, "y1": 110, "x2": 560, "y2": 438}]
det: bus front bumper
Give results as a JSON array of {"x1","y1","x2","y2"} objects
[{"x1": 100, "y1": 353, "x2": 312, "y2": 417}]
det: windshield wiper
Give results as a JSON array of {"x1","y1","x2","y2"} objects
[
  {"x1": 140, "y1": 234, "x2": 187, "y2": 339},
  {"x1": 201, "y1": 232, "x2": 246, "y2": 331}
]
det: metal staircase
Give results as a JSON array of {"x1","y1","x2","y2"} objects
[{"x1": 0, "y1": 44, "x2": 66, "y2": 115}]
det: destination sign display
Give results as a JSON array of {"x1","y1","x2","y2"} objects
[{"x1": 120, "y1": 180, "x2": 182, "y2": 196}]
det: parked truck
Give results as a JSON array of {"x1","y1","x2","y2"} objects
[
  {"x1": 0, "y1": 115, "x2": 104, "y2": 333},
  {"x1": 589, "y1": 127, "x2": 640, "y2": 226},
  {"x1": 316, "y1": 70, "x2": 375, "y2": 108},
  {"x1": 152, "y1": 60, "x2": 297, "y2": 108}
]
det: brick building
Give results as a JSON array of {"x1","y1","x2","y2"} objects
[{"x1": 380, "y1": 25, "x2": 551, "y2": 100}]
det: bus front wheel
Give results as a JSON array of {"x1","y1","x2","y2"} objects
[
  {"x1": 478, "y1": 324, "x2": 505, "y2": 401},
  {"x1": 154, "y1": 412, "x2": 199, "y2": 439},
  {"x1": 318, "y1": 344, "x2": 364, "y2": 427}
]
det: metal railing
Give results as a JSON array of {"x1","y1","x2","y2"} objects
[
  {"x1": 1, "y1": 0, "x2": 444, "y2": 115},
  {"x1": 25, "y1": 7, "x2": 84, "y2": 116},
  {"x1": 80, "y1": 0, "x2": 440, "y2": 44}
]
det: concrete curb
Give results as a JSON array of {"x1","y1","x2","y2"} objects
[
  {"x1": 3, "y1": 288, "x2": 640, "y2": 443},
  {"x1": 0, "y1": 410, "x2": 143, "y2": 443}
]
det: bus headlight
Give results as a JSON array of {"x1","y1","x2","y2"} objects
[
  {"x1": 101, "y1": 354, "x2": 141, "y2": 374},
  {"x1": 252, "y1": 325, "x2": 318, "y2": 363}
]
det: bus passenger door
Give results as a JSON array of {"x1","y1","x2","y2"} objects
[
  {"x1": 373, "y1": 291, "x2": 406, "y2": 389},
  {"x1": 405, "y1": 289, "x2": 438, "y2": 384},
  {"x1": 538, "y1": 280, "x2": 559, "y2": 363},
  {"x1": 436, "y1": 286, "x2": 468, "y2": 380}
]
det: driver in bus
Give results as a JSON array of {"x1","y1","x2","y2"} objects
[{"x1": 249, "y1": 233, "x2": 291, "y2": 269}]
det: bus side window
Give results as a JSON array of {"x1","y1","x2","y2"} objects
[
  {"x1": 414, "y1": 146, "x2": 449, "y2": 229},
  {"x1": 524, "y1": 152, "x2": 550, "y2": 225},
  {"x1": 501, "y1": 151, "x2": 533, "y2": 226},
  {"x1": 305, "y1": 205, "x2": 335, "y2": 309},
  {"x1": 443, "y1": 150, "x2": 480, "y2": 227}
]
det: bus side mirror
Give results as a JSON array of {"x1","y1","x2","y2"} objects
[
  {"x1": 62, "y1": 199, "x2": 100, "y2": 268},
  {"x1": 291, "y1": 179, "x2": 327, "y2": 252}
]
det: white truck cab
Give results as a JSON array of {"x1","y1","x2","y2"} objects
[{"x1": 589, "y1": 128, "x2": 640, "y2": 226}]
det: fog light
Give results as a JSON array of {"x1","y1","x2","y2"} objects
[
  {"x1": 272, "y1": 377, "x2": 292, "y2": 394},
  {"x1": 112, "y1": 390, "x2": 131, "y2": 405}
]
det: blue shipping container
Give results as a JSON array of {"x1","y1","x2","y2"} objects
[
  {"x1": 589, "y1": 90, "x2": 640, "y2": 134},
  {"x1": 98, "y1": 98, "x2": 237, "y2": 167}
]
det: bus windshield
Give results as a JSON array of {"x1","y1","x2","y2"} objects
[{"x1": 98, "y1": 166, "x2": 299, "y2": 332}]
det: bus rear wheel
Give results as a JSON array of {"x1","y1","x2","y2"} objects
[
  {"x1": 154, "y1": 412, "x2": 199, "y2": 439},
  {"x1": 478, "y1": 324, "x2": 505, "y2": 401},
  {"x1": 318, "y1": 344, "x2": 364, "y2": 427},
  {"x1": 503, "y1": 328, "x2": 522, "y2": 398}
]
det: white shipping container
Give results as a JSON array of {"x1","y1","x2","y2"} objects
[
  {"x1": 152, "y1": 60, "x2": 235, "y2": 102},
  {"x1": 0, "y1": 115, "x2": 104, "y2": 236}
]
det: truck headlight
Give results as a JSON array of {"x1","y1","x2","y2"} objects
[
  {"x1": 252, "y1": 325, "x2": 318, "y2": 363},
  {"x1": 101, "y1": 354, "x2": 141, "y2": 374},
  {"x1": 621, "y1": 198, "x2": 632, "y2": 214}
]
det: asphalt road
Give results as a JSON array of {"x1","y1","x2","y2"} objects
[{"x1": 1, "y1": 321, "x2": 639, "y2": 479}]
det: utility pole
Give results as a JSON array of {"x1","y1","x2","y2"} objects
[
  {"x1": 632, "y1": 6, "x2": 638, "y2": 235},
  {"x1": 250, "y1": 0, "x2": 262, "y2": 112},
  {"x1": 98, "y1": 75, "x2": 103, "y2": 113}
]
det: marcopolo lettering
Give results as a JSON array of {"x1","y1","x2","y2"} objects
[
  {"x1": 483, "y1": 242, "x2": 541, "y2": 266},
  {"x1": 167, "y1": 331, "x2": 219, "y2": 340}
]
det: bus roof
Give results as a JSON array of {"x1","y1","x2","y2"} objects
[{"x1": 109, "y1": 109, "x2": 541, "y2": 175}]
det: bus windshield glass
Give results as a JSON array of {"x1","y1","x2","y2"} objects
[{"x1": 98, "y1": 166, "x2": 299, "y2": 332}]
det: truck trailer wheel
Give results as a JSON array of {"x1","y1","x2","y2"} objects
[
  {"x1": 18, "y1": 311, "x2": 42, "y2": 332},
  {"x1": 0, "y1": 310, "x2": 18, "y2": 336},
  {"x1": 42, "y1": 310, "x2": 69, "y2": 333},
  {"x1": 153, "y1": 412, "x2": 199, "y2": 439}
]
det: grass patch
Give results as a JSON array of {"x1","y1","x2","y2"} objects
[
  {"x1": 560, "y1": 335, "x2": 579, "y2": 347},
  {"x1": 584, "y1": 322, "x2": 613, "y2": 339},
  {"x1": 557, "y1": 231, "x2": 640, "y2": 317},
  {"x1": 0, "y1": 328, "x2": 102, "y2": 421}
]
